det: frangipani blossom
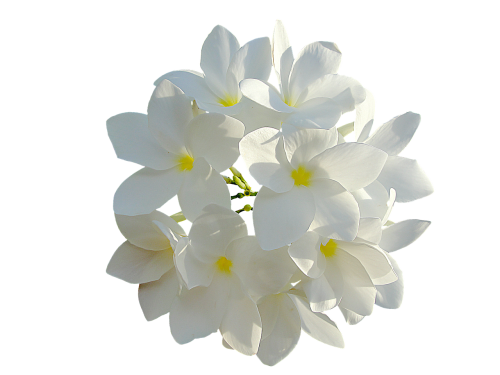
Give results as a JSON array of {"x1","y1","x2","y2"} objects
[
  {"x1": 239, "y1": 21, "x2": 365, "y2": 130},
  {"x1": 240, "y1": 125, "x2": 388, "y2": 250},
  {"x1": 106, "y1": 211, "x2": 185, "y2": 321},
  {"x1": 154, "y1": 25, "x2": 272, "y2": 117},
  {"x1": 289, "y1": 220, "x2": 397, "y2": 315},
  {"x1": 169, "y1": 205, "x2": 295, "y2": 355},
  {"x1": 109, "y1": 80, "x2": 244, "y2": 220}
]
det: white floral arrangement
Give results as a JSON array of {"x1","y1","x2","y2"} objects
[{"x1": 106, "y1": 21, "x2": 433, "y2": 366}]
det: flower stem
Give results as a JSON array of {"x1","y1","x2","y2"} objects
[{"x1": 235, "y1": 204, "x2": 253, "y2": 214}]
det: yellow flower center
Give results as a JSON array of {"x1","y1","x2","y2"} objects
[
  {"x1": 284, "y1": 96, "x2": 295, "y2": 107},
  {"x1": 177, "y1": 154, "x2": 194, "y2": 171},
  {"x1": 320, "y1": 240, "x2": 338, "y2": 258},
  {"x1": 218, "y1": 93, "x2": 239, "y2": 107},
  {"x1": 216, "y1": 256, "x2": 233, "y2": 274},
  {"x1": 291, "y1": 165, "x2": 313, "y2": 187}
]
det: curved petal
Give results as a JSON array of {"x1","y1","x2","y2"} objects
[
  {"x1": 297, "y1": 74, "x2": 366, "y2": 113},
  {"x1": 309, "y1": 179, "x2": 360, "y2": 241},
  {"x1": 220, "y1": 280, "x2": 262, "y2": 356},
  {"x1": 351, "y1": 180, "x2": 390, "y2": 220},
  {"x1": 377, "y1": 155, "x2": 434, "y2": 202},
  {"x1": 302, "y1": 274, "x2": 338, "y2": 312},
  {"x1": 308, "y1": 142, "x2": 388, "y2": 191},
  {"x1": 365, "y1": 112, "x2": 421, "y2": 156},
  {"x1": 178, "y1": 158, "x2": 230, "y2": 222},
  {"x1": 169, "y1": 274, "x2": 231, "y2": 344},
  {"x1": 379, "y1": 219, "x2": 431, "y2": 253},
  {"x1": 153, "y1": 70, "x2": 217, "y2": 104},
  {"x1": 288, "y1": 231, "x2": 325, "y2": 279},
  {"x1": 174, "y1": 238, "x2": 215, "y2": 289},
  {"x1": 288, "y1": 42, "x2": 342, "y2": 103},
  {"x1": 253, "y1": 186, "x2": 315, "y2": 251},
  {"x1": 257, "y1": 294, "x2": 301, "y2": 366},
  {"x1": 354, "y1": 90, "x2": 375, "y2": 141},
  {"x1": 226, "y1": 37, "x2": 272, "y2": 97},
  {"x1": 200, "y1": 25, "x2": 240, "y2": 98},
  {"x1": 113, "y1": 167, "x2": 183, "y2": 216},
  {"x1": 285, "y1": 97, "x2": 342, "y2": 130},
  {"x1": 376, "y1": 254, "x2": 404, "y2": 309},
  {"x1": 106, "y1": 112, "x2": 173, "y2": 170},
  {"x1": 272, "y1": 20, "x2": 294, "y2": 99},
  {"x1": 106, "y1": 241, "x2": 172, "y2": 284},
  {"x1": 240, "y1": 127, "x2": 294, "y2": 193},
  {"x1": 340, "y1": 307, "x2": 365, "y2": 325},
  {"x1": 288, "y1": 294, "x2": 344, "y2": 347},
  {"x1": 258, "y1": 295, "x2": 281, "y2": 340},
  {"x1": 115, "y1": 210, "x2": 183, "y2": 251},
  {"x1": 233, "y1": 97, "x2": 284, "y2": 134},
  {"x1": 240, "y1": 79, "x2": 294, "y2": 113},
  {"x1": 186, "y1": 113, "x2": 244, "y2": 172},
  {"x1": 355, "y1": 217, "x2": 382, "y2": 245},
  {"x1": 147, "y1": 79, "x2": 192, "y2": 155},
  {"x1": 282, "y1": 124, "x2": 338, "y2": 168},
  {"x1": 138, "y1": 268, "x2": 180, "y2": 321}
]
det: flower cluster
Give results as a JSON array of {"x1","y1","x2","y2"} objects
[{"x1": 106, "y1": 21, "x2": 433, "y2": 366}]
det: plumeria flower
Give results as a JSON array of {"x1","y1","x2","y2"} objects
[
  {"x1": 254, "y1": 287, "x2": 344, "y2": 366},
  {"x1": 106, "y1": 211, "x2": 185, "y2": 321},
  {"x1": 239, "y1": 125, "x2": 388, "y2": 250},
  {"x1": 109, "y1": 80, "x2": 244, "y2": 221},
  {"x1": 169, "y1": 205, "x2": 295, "y2": 356},
  {"x1": 288, "y1": 218, "x2": 397, "y2": 315},
  {"x1": 346, "y1": 90, "x2": 436, "y2": 206},
  {"x1": 239, "y1": 21, "x2": 365, "y2": 130},
  {"x1": 154, "y1": 25, "x2": 272, "y2": 117}
]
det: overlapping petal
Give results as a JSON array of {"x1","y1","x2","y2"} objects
[{"x1": 138, "y1": 268, "x2": 179, "y2": 321}]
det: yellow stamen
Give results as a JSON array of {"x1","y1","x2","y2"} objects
[
  {"x1": 320, "y1": 239, "x2": 338, "y2": 258},
  {"x1": 291, "y1": 165, "x2": 313, "y2": 187},
  {"x1": 284, "y1": 96, "x2": 294, "y2": 107},
  {"x1": 217, "y1": 94, "x2": 239, "y2": 107},
  {"x1": 216, "y1": 256, "x2": 232, "y2": 274},
  {"x1": 177, "y1": 154, "x2": 194, "y2": 171}
]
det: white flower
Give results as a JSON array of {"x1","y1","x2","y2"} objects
[
  {"x1": 288, "y1": 220, "x2": 397, "y2": 315},
  {"x1": 239, "y1": 21, "x2": 365, "y2": 130},
  {"x1": 154, "y1": 25, "x2": 271, "y2": 117},
  {"x1": 239, "y1": 125, "x2": 388, "y2": 250},
  {"x1": 169, "y1": 205, "x2": 295, "y2": 355},
  {"x1": 106, "y1": 211, "x2": 185, "y2": 321},
  {"x1": 108, "y1": 80, "x2": 244, "y2": 221}
]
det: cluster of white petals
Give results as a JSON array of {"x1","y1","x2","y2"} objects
[{"x1": 106, "y1": 21, "x2": 433, "y2": 366}]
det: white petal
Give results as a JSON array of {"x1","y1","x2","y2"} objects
[
  {"x1": 377, "y1": 155, "x2": 434, "y2": 202},
  {"x1": 272, "y1": 20, "x2": 294, "y2": 99},
  {"x1": 336, "y1": 249, "x2": 376, "y2": 316},
  {"x1": 337, "y1": 241, "x2": 397, "y2": 285},
  {"x1": 169, "y1": 273, "x2": 231, "y2": 344},
  {"x1": 288, "y1": 42, "x2": 342, "y2": 103},
  {"x1": 285, "y1": 97, "x2": 342, "y2": 129},
  {"x1": 189, "y1": 204, "x2": 247, "y2": 263},
  {"x1": 340, "y1": 307, "x2": 365, "y2": 325},
  {"x1": 113, "y1": 167, "x2": 183, "y2": 216},
  {"x1": 258, "y1": 295, "x2": 281, "y2": 340},
  {"x1": 226, "y1": 37, "x2": 272, "y2": 97},
  {"x1": 220, "y1": 281, "x2": 262, "y2": 356},
  {"x1": 379, "y1": 219, "x2": 431, "y2": 253},
  {"x1": 200, "y1": 25, "x2": 240, "y2": 98},
  {"x1": 382, "y1": 188, "x2": 397, "y2": 225},
  {"x1": 233, "y1": 97, "x2": 284, "y2": 134},
  {"x1": 288, "y1": 231, "x2": 325, "y2": 279},
  {"x1": 351, "y1": 180, "x2": 390, "y2": 220},
  {"x1": 254, "y1": 186, "x2": 315, "y2": 251},
  {"x1": 355, "y1": 217, "x2": 382, "y2": 245},
  {"x1": 288, "y1": 294, "x2": 344, "y2": 347},
  {"x1": 282, "y1": 124, "x2": 338, "y2": 168},
  {"x1": 153, "y1": 70, "x2": 217, "y2": 104},
  {"x1": 240, "y1": 79, "x2": 294, "y2": 113},
  {"x1": 193, "y1": 99, "x2": 245, "y2": 116},
  {"x1": 186, "y1": 113, "x2": 244, "y2": 172},
  {"x1": 147, "y1": 79, "x2": 192, "y2": 155},
  {"x1": 308, "y1": 142, "x2": 388, "y2": 191},
  {"x1": 309, "y1": 179, "x2": 360, "y2": 241},
  {"x1": 257, "y1": 294, "x2": 301, "y2": 366},
  {"x1": 302, "y1": 274, "x2": 338, "y2": 312},
  {"x1": 297, "y1": 74, "x2": 365, "y2": 113},
  {"x1": 115, "y1": 210, "x2": 184, "y2": 251},
  {"x1": 178, "y1": 158, "x2": 230, "y2": 222},
  {"x1": 376, "y1": 254, "x2": 404, "y2": 309},
  {"x1": 106, "y1": 241, "x2": 172, "y2": 284},
  {"x1": 174, "y1": 238, "x2": 214, "y2": 289},
  {"x1": 138, "y1": 268, "x2": 180, "y2": 321},
  {"x1": 365, "y1": 112, "x2": 420, "y2": 156},
  {"x1": 239, "y1": 127, "x2": 294, "y2": 193},
  {"x1": 106, "y1": 113, "x2": 173, "y2": 170},
  {"x1": 354, "y1": 90, "x2": 375, "y2": 141}
]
